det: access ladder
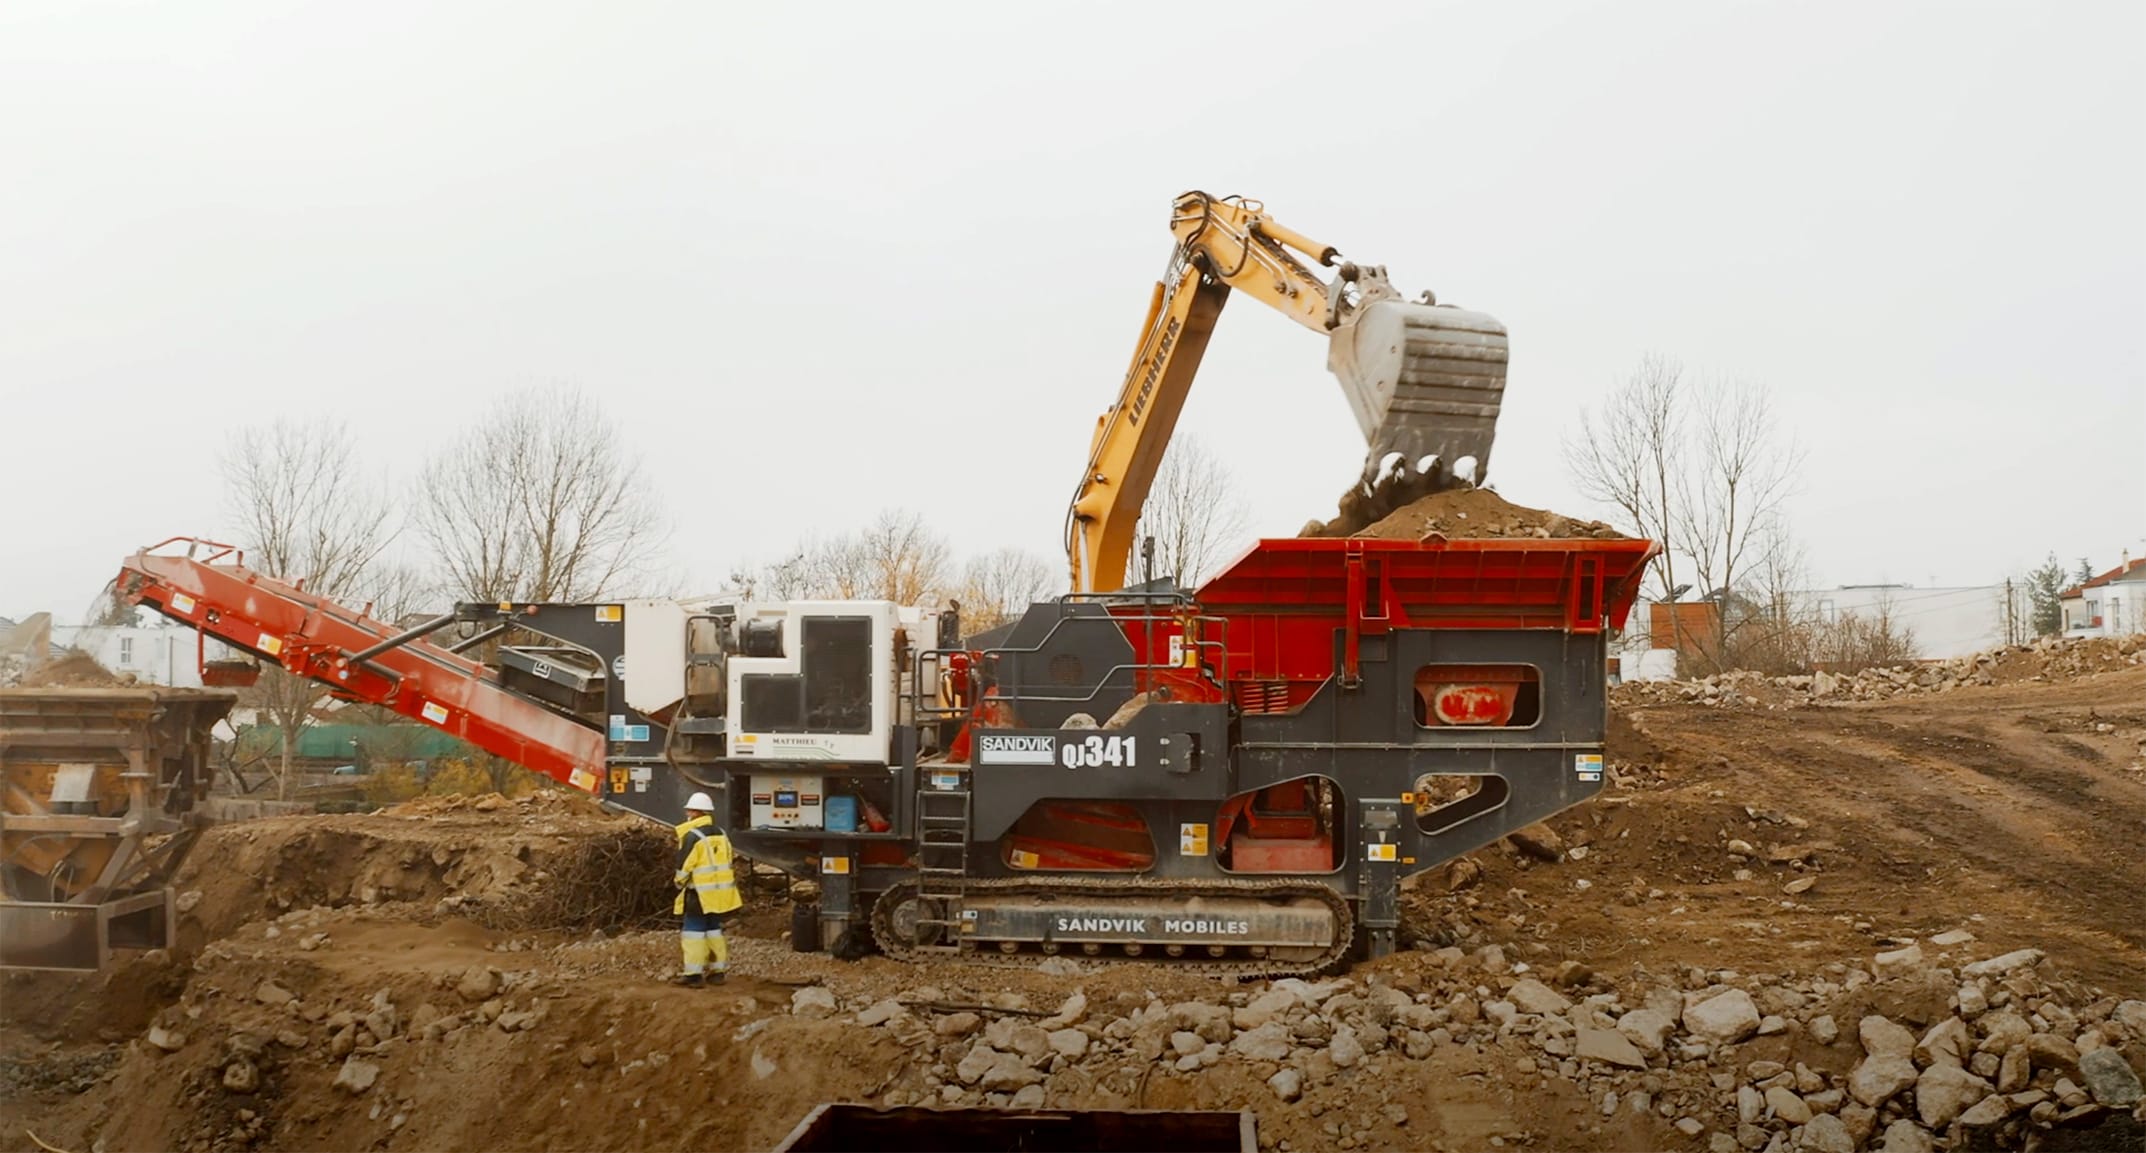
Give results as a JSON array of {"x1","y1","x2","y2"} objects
[{"x1": 912, "y1": 770, "x2": 972, "y2": 953}]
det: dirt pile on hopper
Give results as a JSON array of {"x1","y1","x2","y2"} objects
[
  {"x1": 19, "y1": 650, "x2": 129, "y2": 687},
  {"x1": 1304, "y1": 485, "x2": 1627, "y2": 541}
]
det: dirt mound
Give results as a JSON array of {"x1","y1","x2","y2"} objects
[
  {"x1": 1306, "y1": 486, "x2": 1626, "y2": 541},
  {"x1": 18, "y1": 649, "x2": 129, "y2": 687}
]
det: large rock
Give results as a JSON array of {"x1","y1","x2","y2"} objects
[
  {"x1": 1913, "y1": 1064, "x2": 1992, "y2": 1128},
  {"x1": 955, "y1": 1045, "x2": 1002, "y2": 1085},
  {"x1": 1975, "y1": 1011, "x2": 2031, "y2": 1055},
  {"x1": 2025, "y1": 1033, "x2": 2081, "y2": 1078},
  {"x1": 1328, "y1": 1025, "x2": 1365, "y2": 1068},
  {"x1": 1617, "y1": 1009, "x2": 1676, "y2": 1054},
  {"x1": 253, "y1": 980, "x2": 296, "y2": 1007},
  {"x1": 1229, "y1": 1022, "x2": 1294, "y2": 1062},
  {"x1": 978, "y1": 1051, "x2": 1044, "y2": 1091},
  {"x1": 1507, "y1": 979, "x2": 1573, "y2": 1017},
  {"x1": 1914, "y1": 1017, "x2": 1969, "y2": 1068},
  {"x1": 1047, "y1": 1029, "x2": 1089, "y2": 1060},
  {"x1": 934, "y1": 1012, "x2": 982, "y2": 1038},
  {"x1": 1961, "y1": 949, "x2": 2043, "y2": 977},
  {"x1": 1684, "y1": 990, "x2": 1762, "y2": 1044},
  {"x1": 1873, "y1": 945, "x2": 1924, "y2": 979},
  {"x1": 856, "y1": 999, "x2": 906, "y2": 1027},
  {"x1": 1268, "y1": 1068, "x2": 1302, "y2": 1102},
  {"x1": 1849, "y1": 1055, "x2": 1921, "y2": 1106},
  {"x1": 1877, "y1": 1120, "x2": 1934, "y2": 1153},
  {"x1": 1507, "y1": 824, "x2": 1564, "y2": 862},
  {"x1": 2077, "y1": 1048, "x2": 2144, "y2": 1107},
  {"x1": 1953, "y1": 1095, "x2": 2011, "y2": 1129},
  {"x1": 1859, "y1": 1015, "x2": 1917, "y2": 1059},
  {"x1": 334, "y1": 1058, "x2": 380, "y2": 1095},
  {"x1": 1041, "y1": 992, "x2": 1088, "y2": 1028},
  {"x1": 2113, "y1": 1000, "x2": 2146, "y2": 1044},
  {"x1": 1997, "y1": 1047, "x2": 2030, "y2": 1093},
  {"x1": 455, "y1": 966, "x2": 500, "y2": 1003},
  {"x1": 1766, "y1": 1087, "x2": 1813, "y2": 1124},
  {"x1": 1575, "y1": 1027, "x2": 1647, "y2": 1070},
  {"x1": 1796, "y1": 1113, "x2": 1853, "y2": 1153},
  {"x1": 790, "y1": 986, "x2": 838, "y2": 1018},
  {"x1": 1233, "y1": 989, "x2": 1298, "y2": 1031},
  {"x1": 146, "y1": 1026, "x2": 187, "y2": 1053},
  {"x1": 1808, "y1": 1016, "x2": 1839, "y2": 1046},
  {"x1": 1171, "y1": 1001, "x2": 1234, "y2": 1044}
]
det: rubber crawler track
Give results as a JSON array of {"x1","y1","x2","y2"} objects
[{"x1": 869, "y1": 873, "x2": 1358, "y2": 979}]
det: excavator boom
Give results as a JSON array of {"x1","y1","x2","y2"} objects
[{"x1": 1068, "y1": 192, "x2": 1508, "y2": 593}]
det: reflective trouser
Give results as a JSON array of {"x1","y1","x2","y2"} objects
[{"x1": 680, "y1": 908, "x2": 728, "y2": 975}]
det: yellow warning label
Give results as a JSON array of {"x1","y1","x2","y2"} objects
[
  {"x1": 256, "y1": 632, "x2": 283, "y2": 656},
  {"x1": 595, "y1": 605, "x2": 623, "y2": 622},
  {"x1": 170, "y1": 593, "x2": 196, "y2": 614},
  {"x1": 420, "y1": 701, "x2": 449, "y2": 725},
  {"x1": 1366, "y1": 842, "x2": 1398, "y2": 862},
  {"x1": 821, "y1": 856, "x2": 851, "y2": 875},
  {"x1": 1180, "y1": 823, "x2": 1209, "y2": 856},
  {"x1": 609, "y1": 769, "x2": 628, "y2": 795},
  {"x1": 1009, "y1": 849, "x2": 1040, "y2": 869},
  {"x1": 568, "y1": 767, "x2": 599, "y2": 794}
]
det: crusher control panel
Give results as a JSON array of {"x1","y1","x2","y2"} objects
[{"x1": 749, "y1": 774, "x2": 824, "y2": 829}]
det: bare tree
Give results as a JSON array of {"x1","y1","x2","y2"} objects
[
  {"x1": 855, "y1": 509, "x2": 952, "y2": 604},
  {"x1": 1130, "y1": 434, "x2": 1250, "y2": 588},
  {"x1": 1675, "y1": 377, "x2": 1803, "y2": 670},
  {"x1": 1566, "y1": 352, "x2": 1686, "y2": 604},
  {"x1": 729, "y1": 509, "x2": 953, "y2": 605},
  {"x1": 222, "y1": 417, "x2": 398, "y2": 799},
  {"x1": 1567, "y1": 355, "x2": 1803, "y2": 674},
  {"x1": 959, "y1": 547, "x2": 1059, "y2": 633},
  {"x1": 419, "y1": 384, "x2": 670, "y2": 603}
]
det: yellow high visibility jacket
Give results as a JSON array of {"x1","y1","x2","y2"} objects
[{"x1": 673, "y1": 814, "x2": 743, "y2": 916}]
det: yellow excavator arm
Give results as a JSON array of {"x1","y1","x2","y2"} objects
[{"x1": 1065, "y1": 191, "x2": 1510, "y2": 594}]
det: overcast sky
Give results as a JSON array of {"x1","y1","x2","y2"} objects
[{"x1": 4, "y1": 1, "x2": 2141, "y2": 624}]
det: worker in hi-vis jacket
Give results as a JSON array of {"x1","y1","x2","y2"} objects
[{"x1": 672, "y1": 792, "x2": 742, "y2": 986}]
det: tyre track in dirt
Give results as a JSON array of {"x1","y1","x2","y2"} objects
[{"x1": 1618, "y1": 668, "x2": 2146, "y2": 986}]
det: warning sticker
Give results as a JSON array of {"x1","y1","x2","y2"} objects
[
  {"x1": 568, "y1": 767, "x2": 599, "y2": 793},
  {"x1": 170, "y1": 593, "x2": 196, "y2": 615},
  {"x1": 1010, "y1": 849, "x2": 1040, "y2": 869},
  {"x1": 821, "y1": 856, "x2": 851, "y2": 875},
  {"x1": 1179, "y1": 823, "x2": 1209, "y2": 856},
  {"x1": 1573, "y1": 753, "x2": 1604, "y2": 782},
  {"x1": 1366, "y1": 842, "x2": 1398, "y2": 862},
  {"x1": 256, "y1": 633, "x2": 284, "y2": 656},
  {"x1": 420, "y1": 701, "x2": 449, "y2": 725},
  {"x1": 595, "y1": 605, "x2": 623, "y2": 623}
]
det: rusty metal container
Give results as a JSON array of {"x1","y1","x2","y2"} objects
[{"x1": 0, "y1": 686, "x2": 235, "y2": 971}]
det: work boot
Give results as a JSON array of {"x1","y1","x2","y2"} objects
[
  {"x1": 671, "y1": 972, "x2": 705, "y2": 988},
  {"x1": 705, "y1": 972, "x2": 727, "y2": 986}
]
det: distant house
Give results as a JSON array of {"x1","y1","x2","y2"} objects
[{"x1": 2062, "y1": 556, "x2": 2146, "y2": 638}]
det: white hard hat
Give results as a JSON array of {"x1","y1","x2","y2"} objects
[{"x1": 684, "y1": 791, "x2": 715, "y2": 812}]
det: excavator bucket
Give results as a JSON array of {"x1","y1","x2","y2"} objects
[{"x1": 1326, "y1": 298, "x2": 1509, "y2": 488}]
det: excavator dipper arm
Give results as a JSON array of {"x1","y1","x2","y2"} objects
[
  {"x1": 114, "y1": 540, "x2": 609, "y2": 792},
  {"x1": 1066, "y1": 191, "x2": 1510, "y2": 594}
]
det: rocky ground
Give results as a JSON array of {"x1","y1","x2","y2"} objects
[{"x1": 3, "y1": 640, "x2": 2142, "y2": 1153}]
